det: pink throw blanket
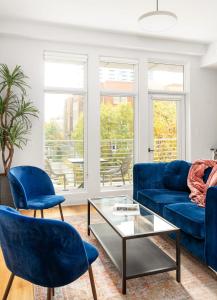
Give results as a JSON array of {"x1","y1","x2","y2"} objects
[{"x1": 187, "y1": 160, "x2": 217, "y2": 207}]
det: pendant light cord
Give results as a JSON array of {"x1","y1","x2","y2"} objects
[{"x1": 156, "y1": 0, "x2": 159, "y2": 11}]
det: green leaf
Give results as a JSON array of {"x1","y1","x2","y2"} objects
[
  {"x1": 0, "y1": 63, "x2": 39, "y2": 165},
  {"x1": 0, "y1": 64, "x2": 28, "y2": 94}
]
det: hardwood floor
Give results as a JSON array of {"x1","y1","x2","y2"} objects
[{"x1": 0, "y1": 205, "x2": 86, "y2": 300}]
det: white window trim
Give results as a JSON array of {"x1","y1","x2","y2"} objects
[
  {"x1": 44, "y1": 51, "x2": 88, "y2": 63},
  {"x1": 44, "y1": 87, "x2": 87, "y2": 95},
  {"x1": 100, "y1": 56, "x2": 138, "y2": 65},
  {"x1": 148, "y1": 90, "x2": 186, "y2": 96},
  {"x1": 100, "y1": 90, "x2": 137, "y2": 97}
]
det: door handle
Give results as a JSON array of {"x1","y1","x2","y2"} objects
[{"x1": 148, "y1": 147, "x2": 154, "y2": 152}]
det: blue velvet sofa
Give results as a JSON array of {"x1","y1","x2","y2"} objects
[{"x1": 133, "y1": 160, "x2": 217, "y2": 272}]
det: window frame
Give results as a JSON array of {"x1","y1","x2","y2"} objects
[
  {"x1": 99, "y1": 57, "x2": 139, "y2": 190},
  {"x1": 42, "y1": 50, "x2": 189, "y2": 200},
  {"x1": 43, "y1": 51, "x2": 88, "y2": 192},
  {"x1": 147, "y1": 60, "x2": 186, "y2": 162},
  {"x1": 147, "y1": 61, "x2": 185, "y2": 94},
  {"x1": 148, "y1": 94, "x2": 186, "y2": 162}
]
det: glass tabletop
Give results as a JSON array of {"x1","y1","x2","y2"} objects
[{"x1": 89, "y1": 196, "x2": 178, "y2": 238}]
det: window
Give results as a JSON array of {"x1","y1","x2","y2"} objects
[
  {"x1": 45, "y1": 62, "x2": 84, "y2": 89},
  {"x1": 100, "y1": 61, "x2": 135, "y2": 93},
  {"x1": 99, "y1": 59, "x2": 137, "y2": 188},
  {"x1": 44, "y1": 52, "x2": 87, "y2": 191},
  {"x1": 43, "y1": 52, "x2": 186, "y2": 197},
  {"x1": 148, "y1": 62, "x2": 185, "y2": 162},
  {"x1": 148, "y1": 62, "x2": 184, "y2": 92}
]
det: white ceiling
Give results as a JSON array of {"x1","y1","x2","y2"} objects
[{"x1": 0, "y1": 0, "x2": 217, "y2": 44}]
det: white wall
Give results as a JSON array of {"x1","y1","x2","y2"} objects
[
  {"x1": 0, "y1": 37, "x2": 45, "y2": 172},
  {"x1": 201, "y1": 41, "x2": 217, "y2": 69},
  {"x1": 190, "y1": 60, "x2": 217, "y2": 159},
  {"x1": 0, "y1": 18, "x2": 207, "y2": 57},
  {"x1": 0, "y1": 32, "x2": 217, "y2": 197}
]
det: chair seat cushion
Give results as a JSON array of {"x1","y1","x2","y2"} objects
[
  {"x1": 163, "y1": 203, "x2": 205, "y2": 239},
  {"x1": 137, "y1": 189, "x2": 190, "y2": 216},
  {"x1": 83, "y1": 241, "x2": 99, "y2": 265},
  {"x1": 27, "y1": 195, "x2": 65, "y2": 209}
]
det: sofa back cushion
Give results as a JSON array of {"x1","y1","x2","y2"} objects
[{"x1": 163, "y1": 160, "x2": 191, "y2": 191}]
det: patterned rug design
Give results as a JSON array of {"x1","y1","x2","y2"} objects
[{"x1": 34, "y1": 213, "x2": 217, "y2": 300}]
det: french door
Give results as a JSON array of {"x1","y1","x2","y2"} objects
[{"x1": 148, "y1": 94, "x2": 185, "y2": 162}]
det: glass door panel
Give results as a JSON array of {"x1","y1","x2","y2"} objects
[
  {"x1": 100, "y1": 96, "x2": 134, "y2": 187},
  {"x1": 44, "y1": 93, "x2": 84, "y2": 191},
  {"x1": 150, "y1": 96, "x2": 180, "y2": 162}
]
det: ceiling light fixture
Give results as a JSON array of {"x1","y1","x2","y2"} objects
[{"x1": 138, "y1": 0, "x2": 177, "y2": 32}]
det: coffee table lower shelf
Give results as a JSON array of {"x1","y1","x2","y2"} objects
[{"x1": 89, "y1": 222, "x2": 178, "y2": 294}]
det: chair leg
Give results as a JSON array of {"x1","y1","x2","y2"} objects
[
  {"x1": 121, "y1": 169, "x2": 125, "y2": 185},
  {"x1": 58, "y1": 204, "x2": 64, "y2": 221},
  {"x1": 88, "y1": 266, "x2": 97, "y2": 300},
  {"x1": 41, "y1": 210, "x2": 44, "y2": 218},
  {"x1": 128, "y1": 172, "x2": 131, "y2": 183},
  {"x1": 47, "y1": 288, "x2": 52, "y2": 300},
  {"x1": 33, "y1": 210, "x2": 37, "y2": 218},
  {"x1": 52, "y1": 288, "x2": 55, "y2": 296},
  {"x1": 2, "y1": 273, "x2": 15, "y2": 300}
]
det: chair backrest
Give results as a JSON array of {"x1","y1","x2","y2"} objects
[
  {"x1": 121, "y1": 155, "x2": 132, "y2": 176},
  {"x1": 45, "y1": 159, "x2": 54, "y2": 176},
  {"x1": 8, "y1": 166, "x2": 55, "y2": 209},
  {"x1": 0, "y1": 205, "x2": 89, "y2": 287}
]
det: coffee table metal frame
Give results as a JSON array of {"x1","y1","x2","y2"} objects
[{"x1": 87, "y1": 196, "x2": 181, "y2": 294}]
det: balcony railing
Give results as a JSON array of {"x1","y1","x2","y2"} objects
[
  {"x1": 45, "y1": 138, "x2": 177, "y2": 190},
  {"x1": 153, "y1": 138, "x2": 177, "y2": 162}
]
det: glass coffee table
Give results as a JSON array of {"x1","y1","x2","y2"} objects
[{"x1": 87, "y1": 196, "x2": 180, "y2": 294}]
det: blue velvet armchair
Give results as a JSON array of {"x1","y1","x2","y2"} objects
[
  {"x1": 8, "y1": 166, "x2": 65, "y2": 220},
  {"x1": 0, "y1": 205, "x2": 99, "y2": 300}
]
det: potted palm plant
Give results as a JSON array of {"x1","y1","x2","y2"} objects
[{"x1": 0, "y1": 64, "x2": 39, "y2": 206}]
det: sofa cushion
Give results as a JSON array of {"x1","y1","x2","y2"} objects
[
  {"x1": 163, "y1": 160, "x2": 191, "y2": 192},
  {"x1": 203, "y1": 167, "x2": 212, "y2": 183},
  {"x1": 163, "y1": 203, "x2": 205, "y2": 239},
  {"x1": 137, "y1": 189, "x2": 190, "y2": 216}
]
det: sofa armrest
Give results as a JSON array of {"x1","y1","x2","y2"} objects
[
  {"x1": 133, "y1": 162, "x2": 167, "y2": 200},
  {"x1": 205, "y1": 186, "x2": 217, "y2": 272}
]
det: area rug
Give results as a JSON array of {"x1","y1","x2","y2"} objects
[{"x1": 34, "y1": 213, "x2": 217, "y2": 300}]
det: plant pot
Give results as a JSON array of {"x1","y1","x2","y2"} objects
[{"x1": 0, "y1": 174, "x2": 14, "y2": 207}]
